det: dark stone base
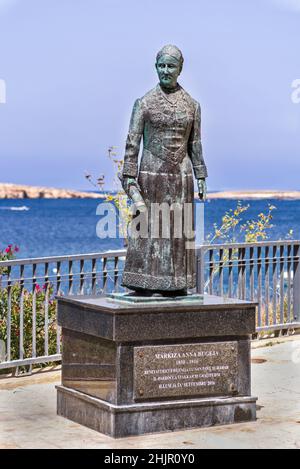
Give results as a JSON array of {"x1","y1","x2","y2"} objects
[
  {"x1": 57, "y1": 294, "x2": 258, "y2": 438},
  {"x1": 57, "y1": 385, "x2": 257, "y2": 438}
]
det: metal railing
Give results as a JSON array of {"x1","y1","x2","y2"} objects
[
  {"x1": 196, "y1": 240, "x2": 300, "y2": 333},
  {"x1": 0, "y1": 249, "x2": 126, "y2": 372},
  {"x1": 1, "y1": 241, "x2": 300, "y2": 372}
]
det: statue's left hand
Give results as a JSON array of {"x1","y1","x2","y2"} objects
[{"x1": 197, "y1": 178, "x2": 207, "y2": 201}]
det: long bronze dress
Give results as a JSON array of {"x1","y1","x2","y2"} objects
[{"x1": 121, "y1": 83, "x2": 208, "y2": 292}]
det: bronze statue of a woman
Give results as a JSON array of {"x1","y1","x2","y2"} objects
[{"x1": 121, "y1": 44, "x2": 208, "y2": 297}]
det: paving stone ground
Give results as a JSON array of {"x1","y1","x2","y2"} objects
[{"x1": 0, "y1": 336, "x2": 299, "y2": 449}]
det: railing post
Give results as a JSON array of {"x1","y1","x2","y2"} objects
[
  {"x1": 219, "y1": 248, "x2": 224, "y2": 296},
  {"x1": 228, "y1": 248, "x2": 233, "y2": 298},
  {"x1": 196, "y1": 246, "x2": 205, "y2": 294},
  {"x1": 92, "y1": 258, "x2": 97, "y2": 295},
  {"x1": 32, "y1": 263, "x2": 37, "y2": 358},
  {"x1": 208, "y1": 249, "x2": 214, "y2": 295},
  {"x1": 44, "y1": 262, "x2": 49, "y2": 357},
  {"x1": 6, "y1": 266, "x2": 12, "y2": 362},
  {"x1": 293, "y1": 243, "x2": 300, "y2": 322}
]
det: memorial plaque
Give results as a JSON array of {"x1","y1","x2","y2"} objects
[{"x1": 134, "y1": 341, "x2": 238, "y2": 400}]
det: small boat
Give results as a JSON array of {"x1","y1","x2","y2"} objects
[{"x1": 9, "y1": 206, "x2": 30, "y2": 211}]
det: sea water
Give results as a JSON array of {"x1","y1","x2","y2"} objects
[{"x1": 0, "y1": 198, "x2": 299, "y2": 259}]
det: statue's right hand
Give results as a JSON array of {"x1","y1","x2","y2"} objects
[
  {"x1": 120, "y1": 175, "x2": 137, "y2": 195},
  {"x1": 121, "y1": 175, "x2": 146, "y2": 209}
]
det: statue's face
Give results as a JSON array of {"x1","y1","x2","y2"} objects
[{"x1": 156, "y1": 54, "x2": 181, "y2": 89}]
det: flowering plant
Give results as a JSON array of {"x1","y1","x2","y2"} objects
[
  {"x1": 85, "y1": 147, "x2": 132, "y2": 241},
  {"x1": 0, "y1": 244, "x2": 19, "y2": 260},
  {"x1": 0, "y1": 244, "x2": 19, "y2": 277}
]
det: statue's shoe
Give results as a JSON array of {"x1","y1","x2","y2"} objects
[{"x1": 128, "y1": 289, "x2": 188, "y2": 298}]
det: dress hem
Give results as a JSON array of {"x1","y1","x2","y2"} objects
[{"x1": 121, "y1": 271, "x2": 196, "y2": 291}]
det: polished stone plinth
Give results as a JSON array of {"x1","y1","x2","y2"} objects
[{"x1": 56, "y1": 294, "x2": 258, "y2": 438}]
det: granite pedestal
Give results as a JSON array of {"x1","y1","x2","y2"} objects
[{"x1": 56, "y1": 294, "x2": 257, "y2": 438}]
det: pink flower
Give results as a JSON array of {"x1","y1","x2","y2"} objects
[
  {"x1": 3, "y1": 244, "x2": 19, "y2": 255},
  {"x1": 35, "y1": 284, "x2": 41, "y2": 292}
]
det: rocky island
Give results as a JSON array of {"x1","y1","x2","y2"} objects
[
  {"x1": 0, "y1": 183, "x2": 105, "y2": 199},
  {"x1": 207, "y1": 190, "x2": 300, "y2": 200},
  {"x1": 1, "y1": 183, "x2": 300, "y2": 200}
]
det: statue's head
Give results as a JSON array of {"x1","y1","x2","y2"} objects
[{"x1": 155, "y1": 44, "x2": 183, "y2": 90}]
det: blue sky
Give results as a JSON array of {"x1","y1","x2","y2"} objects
[{"x1": 0, "y1": 0, "x2": 299, "y2": 191}]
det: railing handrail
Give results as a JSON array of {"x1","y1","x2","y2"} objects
[
  {"x1": 0, "y1": 249, "x2": 127, "y2": 267},
  {"x1": 197, "y1": 240, "x2": 300, "y2": 253}
]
